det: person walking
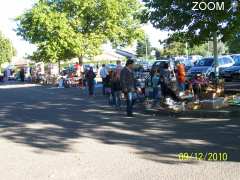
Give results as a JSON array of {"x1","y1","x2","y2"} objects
[
  {"x1": 75, "y1": 62, "x2": 85, "y2": 88},
  {"x1": 99, "y1": 64, "x2": 109, "y2": 95},
  {"x1": 120, "y1": 59, "x2": 136, "y2": 117},
  {"x1": 85, "y1": 67, "x2": 96, "y2": 96},
  {"x1": 20, "y1": 68, "x2": 25, "y2": 82},
  {"x1": 111, "y1": 60, "x2": 123, "y2": 109},
  {"x1": 111, "y1": 71, "x2": 122, "y2": 109}
]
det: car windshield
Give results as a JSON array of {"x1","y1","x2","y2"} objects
[
  {"x1": 231, "y1": 55, "x2": 240, "y2": 66},
  {"x1": 195, "y1": 58, "x2": 214, "y2": 66}
]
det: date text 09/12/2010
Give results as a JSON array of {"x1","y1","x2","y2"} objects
[{"x1": 178, "y1": 152, "x2": 228, "y2": 161}]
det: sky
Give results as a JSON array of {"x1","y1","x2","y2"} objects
[{"x1": 0, "y1": 0, "x2": 169, "y2": 58}]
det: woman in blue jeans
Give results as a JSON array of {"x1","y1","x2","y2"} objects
[{"x1": 111, "y1": 71, "x2": 122, "y2": 108}]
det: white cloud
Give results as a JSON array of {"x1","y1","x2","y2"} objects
[{"x1": 142, "y1": 23, "x2": 169, "y2": 48}]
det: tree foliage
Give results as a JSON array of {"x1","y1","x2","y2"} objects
[
  {"x1": 160, "y1": 41, "x2": 228, "y2": 57},
  {"x1": 227, "y1": 34, "x2": 240, "y2": 54},
  {"x1": 0, "y1": 31, "x2": 16, "y2": 65},
  {"x1": 136, "y1": 35, "x2": 151, "y2": 58},
  {"x1": 143, "y1": 0, "x2": 240, "y2": 45},
  {"x1": 16, "y1": 0, "x2": 143, "y2": 63}
]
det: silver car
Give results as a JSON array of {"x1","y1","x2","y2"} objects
[{"x1": 187, "y1": 56, "x2": 235, "y2": 79}]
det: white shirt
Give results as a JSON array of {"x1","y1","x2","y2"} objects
[
  {"x1": 99, "y1": 67, "x2": 108, "y2": 78},
  {"x1": 7, "y1": 69, "x2": 11, "y2": 77}
]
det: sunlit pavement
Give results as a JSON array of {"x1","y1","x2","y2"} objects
[{"x1": 0, "y1": 83, "x2": 239, "y2": 180}]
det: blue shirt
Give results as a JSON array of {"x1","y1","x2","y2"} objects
[{"x1": 152, "y1": 75, "x2": 160, "y2": 88}]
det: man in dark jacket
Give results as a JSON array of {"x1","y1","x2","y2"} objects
[{"x1": 120, "y1": 59, "x2": 136, "y2": 117}]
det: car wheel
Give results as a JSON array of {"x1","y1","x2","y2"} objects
[{"x1": 233, "y1": 74, "x2": 240, "y2": 80}]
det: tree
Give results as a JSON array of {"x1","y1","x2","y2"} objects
[
  {"x1": 161, "y1": 41, "x2": 186, "y2": 56},
  {"x1": 227, "y1": 34, "x2": 240, "y2": 54},
  {"x1": 207, "y1": 41, "x2": 228, "y2": 55},
  {"x1": 143, "y1": 0, "x2": 240, "y2": 44},
  {"x1": 136, "y1": 35, "x2": 151, "y2": 58},
  {"x1": 160, "y1": 40, "x2": 228, "y2": 57},
  {"x1": 0, "y1": 32, "x2": 16, "y2": 68},
  {"x1": 16, "y1": 0, "x2": 143, "y2": 64}
]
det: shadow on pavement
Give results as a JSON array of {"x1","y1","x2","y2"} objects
[{"x1": 0, "y1": 83, "x2": 239, "y2": 164}]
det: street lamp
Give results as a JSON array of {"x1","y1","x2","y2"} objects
[
  {"x1": 145, "y1": 33, "x2": 148, "y2": 60},
  {"x1": 185, "y1": 42, "x2": 189, "y2": 59}
]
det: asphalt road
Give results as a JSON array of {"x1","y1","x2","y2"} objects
[{"x1": 0, "y1": 83, "x2": 240, "y2": 180}]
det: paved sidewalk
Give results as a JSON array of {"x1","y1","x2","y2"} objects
[{"x1": 0, "y1": 83, "x2": 239, "y2": 180}]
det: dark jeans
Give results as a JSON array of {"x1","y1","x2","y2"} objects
[
  {"x1": 112, "y1": 90, "x2": 121, "y2": 107},
  {"x1": 153, "y1": 87, "x2": 159, "y2": 100},
  {"x1": 126, "y1": 92, "x2": 135, "y2": 116},
  {"x1": 20, "y1": 75, "x2": 25, "y2": 82},
  {"x1": 102, "y1": 78, "x2": 106, "y2": 95},
  {"x1": 88, "y1": 80, "x2": 94, "y2": 95}
]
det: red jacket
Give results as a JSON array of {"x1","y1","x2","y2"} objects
[{"x1": 177, "y1": 64, "x2": 186, "y2": 83}]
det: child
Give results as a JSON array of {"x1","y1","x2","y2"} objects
[
  {"x1": 105, "y1": 70, "x2": 113, "y2": 104},
  {"x1": 85, "y1": 67, "x2": 96, "y2": 96}
]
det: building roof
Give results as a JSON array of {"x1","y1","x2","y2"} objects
[
  {"x1": 93, "y1": 51, "x2": 125, "y2": 61},
  {"x1": 10, "y1": 57, "x2": 31, "y2": 67}
]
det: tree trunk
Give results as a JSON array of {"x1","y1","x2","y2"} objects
[
  {"x1": 213, "y1": 32, "x2": 218, "y2": 79},
  {"x1": 78, "y1": 55, "x2": 83, "y2": 64},
  {"x1": 58, "y1": 60, "x2": 61, "y2": 74}
]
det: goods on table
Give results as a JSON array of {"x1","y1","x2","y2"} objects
[
  {"x1": 227, "y1": 96, "x2": 240, "y2": 106},
  {"x1": 200, "y1": 97, "x2": 228, "y2": 109},
  {"x1": 162, "y1": 98, "x2": 186, "y2": 112},
  {"x1": 186, "y1": 102, "x2": 201, "y2": 110}
]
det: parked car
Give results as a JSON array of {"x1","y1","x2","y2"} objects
[
  {"x1": 220, "y1": 54, "x2": 240, "y2": 81},
  {"x1": 148, "y1": 59, "x2": 176, "y2": 82},
  {"x1": 187, "y1": 56, "x2": 235, "y2": 80},
  {"x1": 173, "y1": 57, "x2": 193, "y2": 72},
  {"x1": 188, "y1": 55, "x2": 203, "y2": 64},
  {"x1": 151, "y1": 59, "x2": 173, "y2": 72}
]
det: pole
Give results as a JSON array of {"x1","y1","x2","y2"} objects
[
  {"x1": 145, "y1": 34, "x2": 148, "y2": 60},
  {"x1": 185, "y1": 42, "x2": 189, "y2": 59},
  {"x1": 58, "y1": 60, "x2": 61, "y2": 74},
  {"x1": 213, "y1": 32, "x2": 218, "y2": 80},
  {"x1": 208, "y1": 41, "x2": 210, "y2": 56}
]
